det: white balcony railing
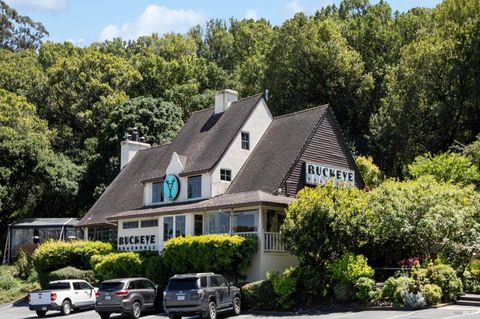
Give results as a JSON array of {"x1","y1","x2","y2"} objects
[{"x1": 264, "y1": 232, "x2": 286, "y2": 253}]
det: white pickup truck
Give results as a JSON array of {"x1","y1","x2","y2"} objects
[{"x1": 29, "y1": 280, "x2": 97, "y2": 317}]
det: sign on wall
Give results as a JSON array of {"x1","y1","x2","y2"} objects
[
  {"x1": 305, "y1": 162, "x2": 355, "y2": 188},
  {"x1": 118, "y1": 234, "x2": 157, "y2": 251},
  {"x1": 163, "y1": 174, "x2": 180, "y2": 200}
]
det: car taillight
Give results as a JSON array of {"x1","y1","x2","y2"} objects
[
  {"x1": 28, "y1": 293, "x2": 31, "y2": 302},
  {"x1": 51, "y1": 293, "x2": 57, "y2": 301},
  {"x1": 95, "y1": 291, "x2": 101, "y2": 298},
  {"x1": 114, "y1": 290, "x2": 129, "y2": 296}
]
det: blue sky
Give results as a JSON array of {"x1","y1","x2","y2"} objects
[{"x1": 5, "y1": 0, "x2": 442, "y2": 46}]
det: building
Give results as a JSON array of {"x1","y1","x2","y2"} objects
[
  {"x1": 78, "y1": 89, "x2": 363, "y2": 281},
  {"x1": 5, "y1": 218, "x2": 83, "y2": 263}
]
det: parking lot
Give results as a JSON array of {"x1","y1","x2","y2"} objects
[{"x1": 2, "y1": 300, "x2": 479, "y2": 319}]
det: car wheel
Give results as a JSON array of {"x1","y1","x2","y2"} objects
[
  {"x1": 207, "y1": 301, "x2": 217, "y2": 319},
  {"x1": 169, "y1": 313, "x2": 181, "y2": 319},
  {"x1": 99, "y1": 312, "x2": 111, "y2": 319},
  {"x1": 35, "y1": 310, "x2": 47, "y2": 317},
  {"x1": 61, "y1": 300, "x2": 72, "y2": 315},
  {"x1": 232, "y1": 296, "x2": 241, "y2": 316},
  {"x1": 129, "y1": 301, "x2": 142, "y2": 319}
]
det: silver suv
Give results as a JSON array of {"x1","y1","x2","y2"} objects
[
  {"x1": 164, "y1": 273, "x2": 241, "y2": 319},
  {"x1": 95, "y1": 277, "x2": 159, "y2": 319}
]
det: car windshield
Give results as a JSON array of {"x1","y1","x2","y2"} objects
[
  {"x1": 48, "y1": 282, "x2": 70, "y2": 290},
  {"x1": 168, "y1": 278, "x2": 198, "y2": 291},
  {"x1": 99, "y1": 282, "x2": 124, "y2": 292}
]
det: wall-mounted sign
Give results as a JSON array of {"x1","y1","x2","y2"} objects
[
  {"x1": 118, "y1": 235, "x2": 157, "y2": 251},
  {"x1": 163, "y1": 174, "x2": 179, "y2": 200},
  {"x1": 305, "y1": 162, "x2": 355, "y2": 188}
]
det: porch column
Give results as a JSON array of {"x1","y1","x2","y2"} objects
[
  {"x1": 258, "y1": 207, "x2": 264, "y2": 253},
  {"x1": 83, "y1": 227, "x2": 88, "y2": 241}
]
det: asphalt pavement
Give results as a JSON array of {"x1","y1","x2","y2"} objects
[{"x1": 1, "y1": 300, "x2": 480, "y2": 319}]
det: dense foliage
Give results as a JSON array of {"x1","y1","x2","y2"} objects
[
  {"x1": 93, "y1": 252, "x2": 143, "y2": 282},
  {"x1": 2, "y1": 0, "x2": 480, "y2": 253},
  {"x1": 162, "y1": 234, "x2": 257, "y2": 281}
]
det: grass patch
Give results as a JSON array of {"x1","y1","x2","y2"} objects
[{"x1": 0, "y1": 265, "x2": 40, "y2": 305}]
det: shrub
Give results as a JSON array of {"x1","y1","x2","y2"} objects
[
  {"x1": 382, "y1": 276, "x2": 414, "y2": 303},
  {"x1": 328, "y1": 253, "x2": 374, "y2": 284},
  {"x1": 162, "y1": 235, "x2": 257, "y2": 281},
  {"x1": 267, "y1": 267, "x2": 298, "y2": 310},
  {"x1": 0, "y1": 271, "x2": 18, "y2": 290},
  {"x1": 355, "y1": 277, "x2": 376, "y2": 304},
  {"x1": 94, "y1": 252, "x2": 143, "y2": 281},
  {"x1": 296, "y1": 265, "x2": 329, "y2": 299},
  {"x1": 463, "y1": 271, "x2": 480, "y2": 293},
  {"x1": 144, "y1": 255, "x2": 170, "y2": 288},
  {"x1": 469, "y1": 259, "x2": 480, "y2": 277},
  {"x1": 425, "y1": 264, "x2": 462, "y2": 302},
  {"x1": 241, "y1": 280, "x2": 277, "y2": 311},
  {"x1": 15, "y1": 249, "x2": 33, "y2": 280},
  {"x1": 33, "y1": 240, "x2": 113, "y2": 275},
  {"x1": 334, "y1": 282, "x2": 354, "y2": 301},
  {"x1": 421, "y1": 284, "x2": 442, "y2": 305},
  {"x1": 48, "y1": 267, "x2": 95, "y2": 284},
  {"x1": 400, "y1": 291, "x2": 426, "y2": 309}
]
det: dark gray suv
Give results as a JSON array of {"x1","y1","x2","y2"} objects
[
  {"x1": 95, "y1": 278, "x2": 158, "y2": 319},
  {"x1": 164, "y1": 273, "x2": 241, "y2": 319}
]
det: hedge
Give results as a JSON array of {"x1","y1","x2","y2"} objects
[
  {"x1": 241, "y1": 280, "x2": 277, "y2": 310},
  {"x1": 48, "y1": 266, "x2": 95, "y2": 285},
  {"x1": 32, "y1": 240, "x2": 113, "y2": 275},
  {"x1": 93, "y1": 252, "x2": 143, "y2": 281},
  {"x1": 162, "y1": 234, "x2": 257, "y2": 281}
]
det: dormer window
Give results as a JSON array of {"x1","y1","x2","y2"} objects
[
  {"x1": 241, "y1": 132, "x2": 250, "y2": 150},
  {"x1": 152, "y1": 181, "x2": 164, "y2": 203},
  {"x1": 188, "y1": 175, "x2": 202, "y2": 198},
  {"x1": 220, "y1": 169, "x2": 232, "y2": 182}
]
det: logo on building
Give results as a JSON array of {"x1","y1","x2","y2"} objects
[
  {"x1": 163, "y1": 174, "x2": 180, "y2": 200},
  {"x1": 305, "y1": 162, "x2": 355, "y2": 188}
]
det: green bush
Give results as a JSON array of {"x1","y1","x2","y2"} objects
[
  {"x1": 463, "y1": 271, "x2": 480, "y2": 293},
  {"x1": 162, "y1": 235, "x2": 257, "y2": 280},
  {"x1": 328, "y1": 253, "x2": 374, "y2": 284},
  {"x1": 296, "y1": 265, "x2": 329, "y2": 299},
  {"x1": 421, "y1": 284, "x2": 442, "y2": 305},
  {"x1": 267, "y1": 267, "x2": 298, "y2": 310},
  {"x1": 15, "y1": 249, "x2": 33, "y2": 280},
  {"x1": 469, "y1": 259, "x2": 480, "y2": 277},
  {"x1": 94, "y1": 252, "x2": 143, "y2": 281},
  {"x1": 144, "y1": 255, "x2": 170, "y2": 288},
  {"x1": 33, "y1": 240, "x2": 113, "y2": 275},
  {"x1": 355, "y1": 277, "x2": 376, "y2": 304},
  {"x1": 425, "y1": 264, "x2": 462, "y2": 302},
  {"x1": 48, "y1": 267, "x2": 95, "y2": 285},
  {"x1": 241, "y1": 280, "x2": 277, "y2": 311},
  {"x1": 382, "y1": 276, "x2": 414, "y2": 303},
  {"x1": 334, "y1": 282, "x2": 354, "y2": 301},
  {"x1": 0, "y1": 271, "x2": 19, "y2": 290}
]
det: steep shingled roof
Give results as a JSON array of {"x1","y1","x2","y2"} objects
[
  {"x1": 227, "y1": 105, "x2": 329, "y2": 194},
  {"x1": 78, "y1": 94, "x2": 263, "y2": 227}
]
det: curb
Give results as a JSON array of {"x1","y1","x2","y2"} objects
[{"x1": 0, "y1": 294, "x2": 28, "y2": 310}]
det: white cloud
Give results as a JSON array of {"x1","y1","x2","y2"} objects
[
  {"x1": 66, "y1": 38, "x2": 87, "y2": 47},
  {"x1": 285, "y1": 0, "x2": 303, "y2": 17},
  {"x1": 5, "y1": 0, "x2": 67, "y2": 12},
  {"x1": 100, "y1": 5, "x2": 206, "y2": 41},
  {"x1": 245, "y1": 9, "x2": 258, "y2": 20}
]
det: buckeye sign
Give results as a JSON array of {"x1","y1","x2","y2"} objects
[{"x1": 305, "y1": 162, "x2": 355, "y2": 188}]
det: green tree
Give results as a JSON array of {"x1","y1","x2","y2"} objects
[
  {"x1": 282, "y1": 183, "x2": 372, "y2": 267},
  {"x1": 0, "y1": 0, "x2": 48, "y2": 51},
  {"x1": 355, "y1": 155, "x2": 384, "y2": 189},
  {"x1": 407, "y1": 152, "x2": 480, "y2": 187},
  {"x1": 462, "y1": 134, "x2": 480, "y2": 169},
  {"x1": 264, "y1": 14, "x2": 374, "y2": 145},
  {"x1": 370, "y1": 176, "x2": 480, "y2": 260}
]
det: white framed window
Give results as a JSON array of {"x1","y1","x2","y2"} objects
[
  {"x1": 188, "y1": 175, "x2": 202, "y2": 198},
  {"x1": 241, "y1": 132, "x2": 250, "y2": 150},
  {"x1": 220, "y1": 169, "x2": 232, "y2": 182},
  {"x1": 141, "y1": 219, "x2": 158, "y2": 228},
  {"x1": 163, "y1": 215, "x2": 186, "y2": 242},
  {"x1": 207, "y1": 212, "x2": 231, "y2": 234},
  {"x1": 123, "y1": 221, "x2": 138, "y2": 229},
  {"x1": 232, "y1": 211, "x2": 258, "y2": 233}
]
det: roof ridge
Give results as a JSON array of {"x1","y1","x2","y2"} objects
[
  {"x1": 189, "y1": 106, "x2": 214, "y2": 115},
  {"x1": 273, "y1": 104, "x2": 329, "y2": 120},
  {"x1": 187, "y1": 93, "x2": 263, "y2": 116},
  {"x1": 138, "y1": 142, "x2": 171, "y2": 152}
]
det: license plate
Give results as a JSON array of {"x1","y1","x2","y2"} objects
[
  {"x1": 105, "y1": 296, "x2": 111, "y2": 300},
  {"x1": 177, "y1": 295, "x2": 185, "y2": 301},
  {"x1": 42, "y1": 307, "x2": 47, "y2": 311}
]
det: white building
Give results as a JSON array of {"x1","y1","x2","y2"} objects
[{"x1": 78, "y1": 89, "x2": 363, "y2": 281}]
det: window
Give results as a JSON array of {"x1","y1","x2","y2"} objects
[
  {"x1": 188, "y1": 175, "x2": 202, "y2": 198},
  {"x1": 163, "y1": 215, "x2": 186, "y2": 242},
  {"x1": 194, "y1": 215, "x2": 203, "y2": 236},
  {"x1": 141, "y1": 219, "x2": 158, "y2": 228},
  {"x1": 266, "y1": 210, "x2": 286, "y2": 233},
  {"x1": 144, "y1": 280, "x2": 155, "y2": 290},
  {"x1": 123, "y1": 221, "x2": 138, "y2": 229},
  {"x1": 220, "y1": 169, "x2": 231, "y2": 182},
  {"x1": 232, "y1": 211, "x2": 258, "y2": 233},
  {"x1": 168, "y1": 278, "x2": 198, "y2": 290},
  {"x1": 241, "y1": 132, "x2": 250, "y2": 150},
  {"x1": 207, "y1": 212, "x2": 230, "y2": 234},
  {"x1": 79, "y1": 282, "x2": 91, "y2": 290},
  {"x1": 152, "y1": 181, "x2": 164, "y2": 203},
  {"x1": 213, "y1": 275, "x2": 228, "y2": 287},
  {"x1": 200, "y1": 277, "x2": 207, "y2": 288}
]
